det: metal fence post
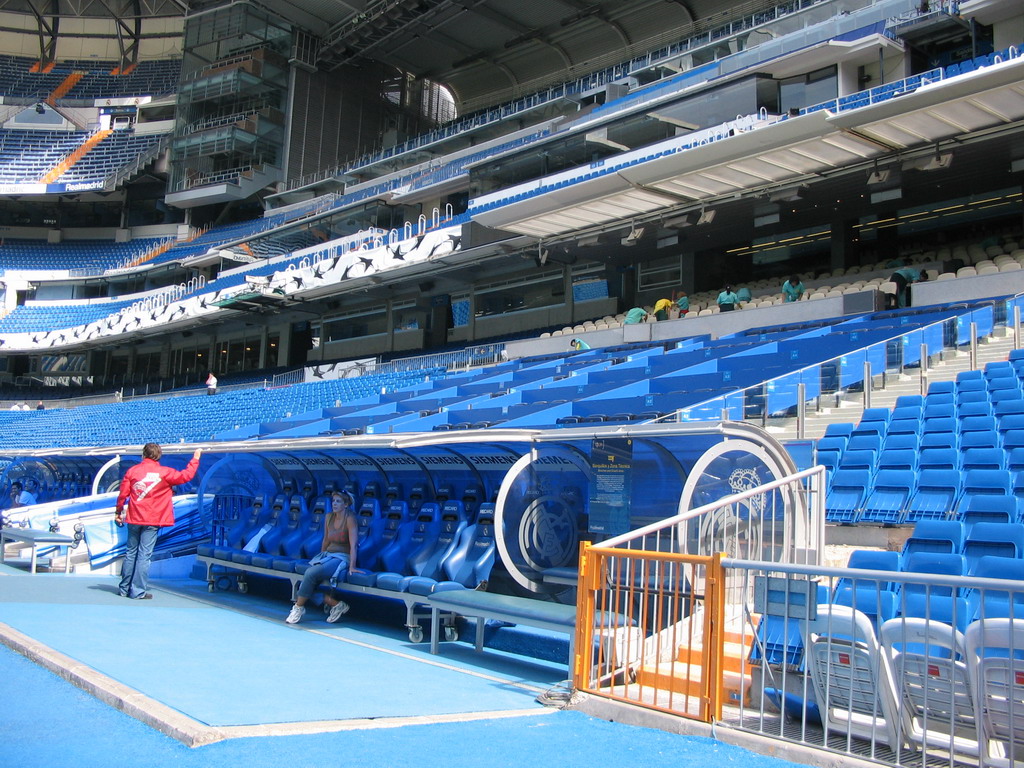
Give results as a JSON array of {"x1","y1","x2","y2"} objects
[
  {"x1": 920, "y1": 343, "x2": 929, "y2": 397},
  {"x1": 970, "y1": 321, "x2": 978, "y2": 370},
  {"x1": 863, "y1": 360, "x2": 872, "y2": 409},
  {"x1": 1015, "y1": 305, "x2": 1021, "y2": 350},
  {"x1": 797, "y1": 382, "x2": 806, "y2": 440}
]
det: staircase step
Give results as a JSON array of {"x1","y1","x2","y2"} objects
[
  {"x1": 676, "y1": 640, "x2": 751, "y2": 673},
  {"x1": 636, "y1": 661, "x2": 753, "y2": 705}
]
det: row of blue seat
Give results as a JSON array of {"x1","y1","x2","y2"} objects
[
  {"x1": 826, "y1": 466, "x2": 1024, "y2": 524},
  {"x1": 197, "y1": 490, "x2": 497, "y2": 638}
]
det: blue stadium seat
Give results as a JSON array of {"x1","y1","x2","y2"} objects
[
  {"x1": 861, "y1": 469, "x2": 915, "y2": 524},
  {"x1": 963, "y1": 523, "x2": 1024, "y2": 575},
  {"x1": 836, "y1": 549, "x2": 902, "y2": 593},
  {"x1": 878, "y1": 449, "x2": 918, "y2": 471},
  {"x1": 825, "y1": 469, "x2": 870, "y2": 523},
  {"x1": 918, "y1": 447, "x2": 959, "y2": 472},
  {"x1": 961, "y1": 447, "x2": 1006, "y2": 471},
  {"x1": 903, "y1": 520, "x2": 965, "y2": 556},
  {"x1": 902, "y1": 551, "x2": 966, "y2": 598}
]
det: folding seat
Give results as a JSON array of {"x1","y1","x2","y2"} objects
[
  {"x1": 957, "y1": 370, "x2": 984, "y2": 384},
  {"x1": 887, "y1": 418, "x2": 921, "y2": 437},
  {"x1": 902, "y1": 551, "x2": 966, "y2": 598},
  {"x1": 961, "y1": 447, "x2": 1006, "y2": 471},
  {"x1": 918, "y1": 447, "x2": 960, "y2": 472},
  {"x1": 822, "y1": 422, "x2": 854, "y2": 440},
  {"x1": 964, "y1": 618, "x2": 1024, "y2": 768},
  {"x1": 861, "y1": 470, "x2": 915, "y2": 524},
  {"x1": 882, "y1": 432, "x2": 920, "y2": 451},
  {"x1": 1007, "y1": 444, "x2": 1024, "y2": 475},
  {"x1": 963, "y1": 522, "x2": 1024, "y2": 575},
  {"x1": 839, "y1": 449, "x2": 876, "y2": 471},
  {"x1": 966, "y1": 556, "x2": 1024, "y2": 620},
  {"x1": 803, "y1": 605, "x2": 905, "y2": 747},
  {"x1": 903, "y1": 520, "x2": 966, "y2": 556},
  {"x1": 834, "y1": 584, "x2": 900, "y2": 632},
  {"x1": 922, "y1": 415, "x2": 958, "y2": 436},
  {"x1": 961, "y1": 470, "x2": 1012, "y2": 509},
  {"x1": 880, "y1": 614, "x2": 976, "y2": 755},
  {"x1": 958, "y1": 434, "x2": 999, "y2": 450},
  {"x1": 956, "y1": 389, "x2": 989, "y2": 407},
  {"x1": 998, "y1": 413, "x2": 1024, "y2": 435},
  {"x1": 835, "y1": 549, "x2": 902, "y2": 594},
  {"x1": 904, "y1": 470, "x2": 962, "y2": 524},
  {"x1": 878, "y1": 449, "x2": 917, "y2": 471},
  {"x1": 994, "y1": 399, "x2": 1024, "y2": 420},
  {"x1": 923, "y1": 401, "x2": 956, "y2": 420},
  {"x1": 816, "y1": 436, "x2": 848, "y2": 455},
  {"x1": 847, "y1": 433, "x2": 882, "y2": 453},
  {"x1": 825, "y1": 468, "x2": 871, "y2": 523},
  {"x1": 859, "y1": 408, "x2": 891, "y2": 431},
  {"x1": 960, "y1": 496, "x2": 1017, "y2": 534},
  {"x1": 958, "y1": 401, "x2": 994, "y2": 418},
  {"x1": 960, "y1": 416, "x2": 998, "y2": 439},
  {"x1": 894, "y1": 395, "x2": 924, "y2": 409},
  {"x1": 891, "y1": 405, "x2": 923, "y2": 422}
]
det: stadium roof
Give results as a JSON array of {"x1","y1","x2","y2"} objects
[{"x1": 0, "y1": 0, "x2": 759, "y2": 109}]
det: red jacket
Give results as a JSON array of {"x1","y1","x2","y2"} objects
[{"x1": 117, "y1": 456, "x2": 200, "y2": 527}]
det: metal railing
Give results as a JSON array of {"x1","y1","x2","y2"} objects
[
  {"x1": 652, "y1": 297, "x2": 1021, "y2": 433},
  {"x1": 574, "y1": 464, "x2": 1024, "y2": 768},
  {"x1": 575, "y1": 467, "x2": 827, "y2": 721}
]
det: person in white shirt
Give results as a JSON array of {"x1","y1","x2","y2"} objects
[
  {"x1": 8, "y1": 481, "x2": 36, "y2": 508},
  {"x1": 206, "y1": 372, "x2": 218, "y2": 396}
]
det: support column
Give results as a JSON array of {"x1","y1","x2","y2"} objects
[{"x1": 831, "y1": 217, "x2": 859, "y2": 271}]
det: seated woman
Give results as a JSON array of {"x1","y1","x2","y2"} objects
[{"x1": 285, "y1": 490, "x2": 358, "y2": 624}]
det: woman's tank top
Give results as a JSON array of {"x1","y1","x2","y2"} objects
[{"x1": 323, "y1": 511, "x2": 351, "y2": 552}]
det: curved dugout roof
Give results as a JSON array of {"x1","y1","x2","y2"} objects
[{"x1": 1, "y1": 421, "x2": 805, "y2": 592}]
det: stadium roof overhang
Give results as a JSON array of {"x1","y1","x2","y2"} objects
[{"x1": 470, "y1": 57, "x2": 1024, "y2": 241}]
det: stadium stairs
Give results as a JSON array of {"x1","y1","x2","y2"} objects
[{"x1": 769, "y1": 327, "x2": 1018, "y2": 441}]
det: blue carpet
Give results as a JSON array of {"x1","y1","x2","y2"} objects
[
  {"x1": 0, "y1": 644, "x2": 806, "y2": 768},
  {"x1": 0, "y1": 575, "x2": 559, "y2": 726}
]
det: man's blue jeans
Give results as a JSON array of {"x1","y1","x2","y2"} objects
[{"x1": 119, "y1": 524, "x2": 159, "y2": 598}]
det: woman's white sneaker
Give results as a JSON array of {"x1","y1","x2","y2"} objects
[
  {"x1": 285, "y1": 604, "x2": 305, "y2": 624},
  {"x1": 326, "y1": 601, "x2": 350, "y2": 623}
]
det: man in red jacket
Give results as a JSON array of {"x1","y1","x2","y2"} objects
[{"x1": 115, "y1": 443, "x2": 202, "y2": 599}]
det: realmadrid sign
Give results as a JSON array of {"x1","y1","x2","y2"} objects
[{"x1": 517, "y1": 494, "x2": 579, "y2": 574}]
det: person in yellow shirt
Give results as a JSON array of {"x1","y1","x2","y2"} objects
[{"x1": 653, "y1": 298, "x2": 674, "y2": 321}]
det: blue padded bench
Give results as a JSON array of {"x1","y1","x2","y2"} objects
[
  {"x1": 427, "y1": 590, "x2": 580, "y2": 658},
  {"x1": 427, "y1": 589, "x2": 635, "y2": 665}
]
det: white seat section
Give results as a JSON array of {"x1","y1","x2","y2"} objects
[
  {"x1": 880, "y1": 617, "x2": 978, "y2": 756},
  {"x1": 804, "y1": 604, "x2": 908, "y2": 748},
  {"x1": 964, "y1": 618, "x2": 1024, "y2": 768}
]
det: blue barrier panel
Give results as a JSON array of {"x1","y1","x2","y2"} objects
[{"x1": 766, "y1": 368, "x2": 822, "y2": 416}]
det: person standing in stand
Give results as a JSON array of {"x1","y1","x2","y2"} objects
[
  {"x1": 206, "y1": 372, "x2": 218, "y2": 396},
  {"x1": 115, "y1": 443, "x2": 201, "y2": 599}
]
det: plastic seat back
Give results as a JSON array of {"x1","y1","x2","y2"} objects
[
  {"x1": 440, "y1": 506, "x2": 497, "y2": 588},
  {"x1": 355, "y1": 498, "x2": 385, "y2": 562},
  {"x1": 903, "y1": 519, "x2": 965, "y2": 556},
  {"x1": 902, "y1": 551, "x2": 966, "y2": 597},
  {"x1": 964, "y1": 523, "x2": 1024, "y2": 574},
  {"x1": 407, "y1": 503, "x2": 466, "y2": 580},
  {"x1": 378, "y1": 503, "x2": 442, "y2": 574},
  {"x1": 224, "y1": 494, "x2": 268, "y2": 548}
]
